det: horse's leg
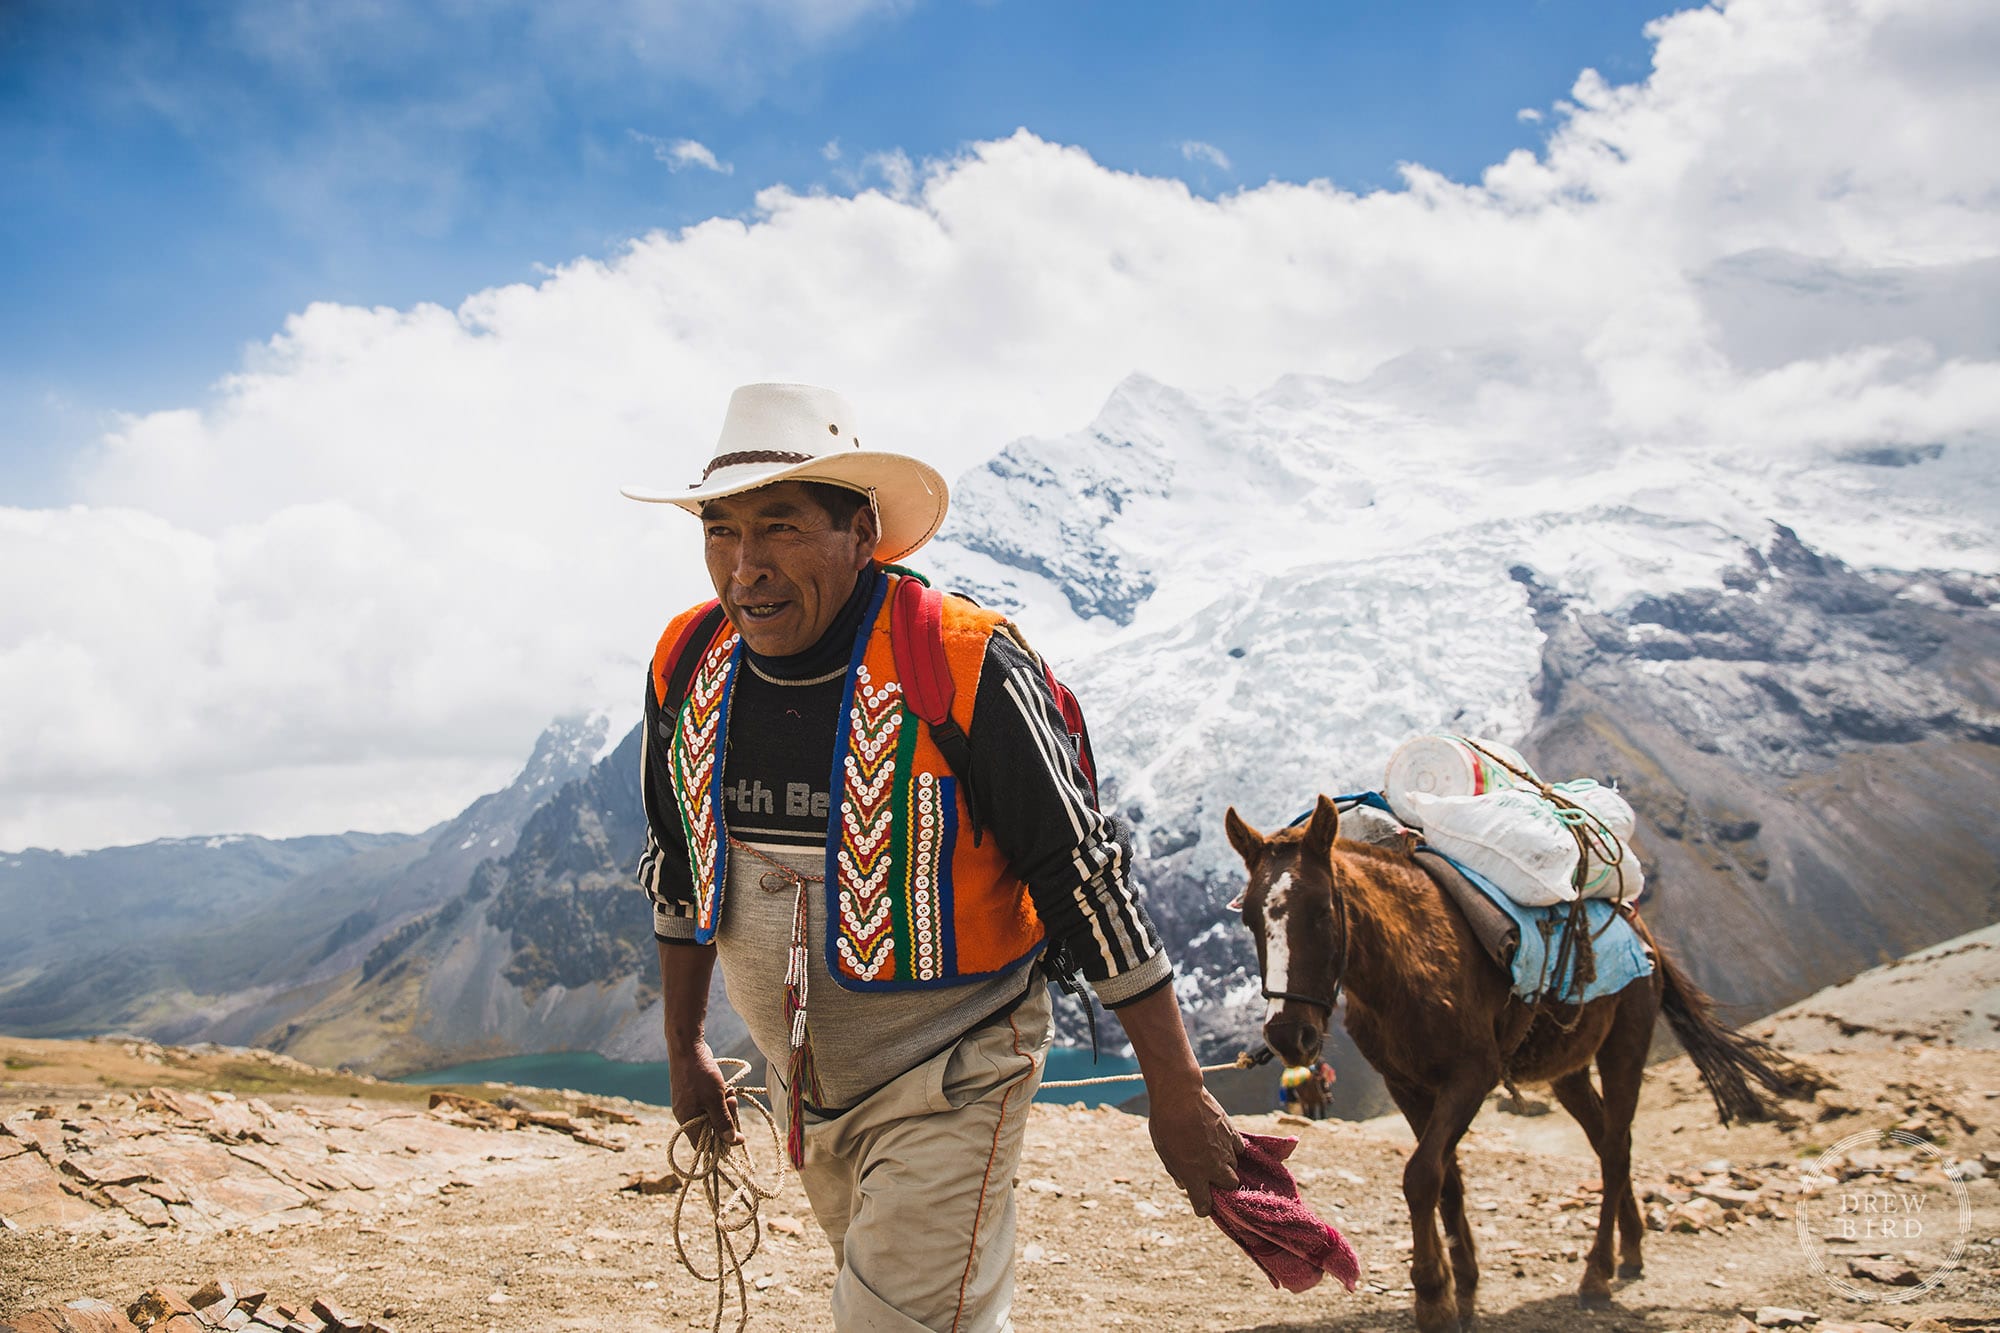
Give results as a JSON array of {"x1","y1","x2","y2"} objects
[
  {"x1": 1398, "y1": 1074, "x2": 1490, "y2": 1333},
  {"x1": 1439, "y1": 1152, "x2": 1481, "y2": 1326},
  {"x1": 1547, "y1": 1069, "x2": 1622, "y2": 1303},
  {"x1": 1385, "y1": 1078, "x2": 1480, "y2": 1321},
  {"x1": 1596, "y1": 996, "x2": 1653, "y2": 1285},
  {"x1": 1383, "y1": 1073, "x2": 1434, "y2": 1138},
  {"x1": 1545, "y1": 1082, "x2": 1645, "y2": 1276}
]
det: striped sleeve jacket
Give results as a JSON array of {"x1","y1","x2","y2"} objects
[{"x1": 636, "y1": 628, "x2": 1172, "y2": 1009}]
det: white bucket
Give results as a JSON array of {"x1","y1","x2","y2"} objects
[{"x1": 1385, "y1": 734, "x2": 1536, "y2": 829}]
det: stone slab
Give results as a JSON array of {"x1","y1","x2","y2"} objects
[{"x1": 0, "y1": 1149, "x2": 97, "y2": 1228}]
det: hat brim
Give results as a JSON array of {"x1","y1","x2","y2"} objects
[{"x1": 621, "y1": 450, "x2": 950, "y2": 563}]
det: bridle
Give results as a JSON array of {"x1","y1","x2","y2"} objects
[{"x1": 1254, "y1": 844, "x2": 1350, "y2": 1023}]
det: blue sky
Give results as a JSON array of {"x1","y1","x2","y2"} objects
[
  {"x1": 11, "y1": 0, "x2": 1990, "y2": 851},
  {"x1": 2, "y1": 0, "x2": 1670, "y2": 504}
]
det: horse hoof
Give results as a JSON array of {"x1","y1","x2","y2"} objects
[
  {"x1": 1414, "y1": 1301, "x2": 1462, "y2": 1333},
  {"x1": 1577, "y1": 1289, "x2": 1614, "y2": 1311},
  {"x1": 1616, "y1": 1261, "x2": 1644, "y2": 1280}
]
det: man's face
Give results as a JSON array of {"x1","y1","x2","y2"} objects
[{"x1": 701, "y1": 482, "x2": 877, "y2": 657}]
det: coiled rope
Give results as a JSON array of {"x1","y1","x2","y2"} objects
[
  {"x1": 665, "y1": 1058, "x2": 786, "y2": 1333},
  {"x1": 663, "y1": 1050, "x2": 1270, "y2": 1329}
]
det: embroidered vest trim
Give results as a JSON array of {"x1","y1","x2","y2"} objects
[{"x1": 665, "y1": 574, "x2": 1043, "y2": 990}]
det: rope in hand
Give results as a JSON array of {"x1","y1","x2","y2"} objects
[
  {"x1": 659, "y1": 1047, "x2": 1273, "y2": 1330},
  {"x1": 665, "y1": 1058, "x2": 786, "y2": 1333}
]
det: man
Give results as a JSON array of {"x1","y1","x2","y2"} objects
[{"x1": 624, "y1": 383, "x2": 1239, "y2": 1332}]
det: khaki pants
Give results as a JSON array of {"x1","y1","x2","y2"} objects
[{"x1": 780, "y1": 983, "x2": 1052, "y2": 1332}]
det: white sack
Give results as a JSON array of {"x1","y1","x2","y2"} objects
[
  {"x1": 1404, "y1": 788, "x2": 1578, "y2": 907},
  {"x1": 1340, "y1": 802, "x2": 1410, "y2": 850},
  {"x1": 1556, "y1": 781, "x2": 1645, "y2": 902}
]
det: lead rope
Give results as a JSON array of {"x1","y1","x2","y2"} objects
[
  {"x1": 663, "y1": 1049, "x2": 1269, "y2": 1329},
  {"x1": 679, "y1": 840, "x2": 1278, "y2": 1324},
  {"x1": 666, "y1": 1037, "x2": 1270, "y2": 1333},
  {"x1": 666, "y1": 1058, "x2": 785, "y2": 1333},
  {"x1": 1042, "y1": 1048, "x2": 1274, "y2": 1090}
]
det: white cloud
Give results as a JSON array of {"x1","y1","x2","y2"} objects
[
  {"x1": 1517, "y1": 107, "x2": 1543, "y2": 123},
  {"x1": 633, "y1": 132, "x2": 733, "y2": 174},
  {"x1": 1178, "y1": 139, "x2": 1231, "y2": 171},
  {"x1": 822, "y1": 138, "x2": 843, "y2": 161},
  {"x1": 7, "y1": 0, "x2": 1998, "y2": 851},
  {"x1": 861, "y1": 148, "x2": 916, "y2": 198}
]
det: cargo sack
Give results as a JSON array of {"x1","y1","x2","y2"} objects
[
  {"x1": 1552, "y1": 780, "x2": 1645, "y2": 902},
  {"x1": 1403, "y1": 788, "x2": 1580, "y2": 907}
]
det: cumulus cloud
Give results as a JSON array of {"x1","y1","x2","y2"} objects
[
  {"x1": 634, "y1": 132, "x2": 734, "y2": 174},
  {"x1": 6, "y1": 0, "x2": 1997, "y2": 851},
  {"x1": 1178, "y1": 139, "x2": 1231, "y2": 171}
]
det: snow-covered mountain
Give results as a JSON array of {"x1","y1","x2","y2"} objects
[
  {"x1": 923, "y1": 369, "x2": 1999, "y2": 1071},
  {"x1": 5, "y1": 368, "x2": 1993, "y2": 1101}
]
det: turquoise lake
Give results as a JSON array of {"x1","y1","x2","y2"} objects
[{"x1": 397, "y1": 1046, "x2": 1142, "y2": 1107}]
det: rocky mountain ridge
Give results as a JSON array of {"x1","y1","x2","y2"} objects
[
  {"x1": 250, "y1": 374, "x2": 2000, "y2": 1090},
  {"x1": 0, "y1": 715, "x2": 612, "y2": 1060},
  {"x1": 3, "y1": 372, "x2": 1996, "y2": 1089}
]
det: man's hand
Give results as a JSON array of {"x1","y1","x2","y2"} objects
[
  {"x1": 669, "y1": 1038, "x2": 741, "y2": 1148},
  {"x1": 1111, "y1": 982, "x2": 1246, "y2": 1217},
  {"x1": 1147, "y1": 1084, "x2": 1242, "y2": 1217},
  {"x1": 657, "y1": 938, "x2": 738, "y2": 1148}
]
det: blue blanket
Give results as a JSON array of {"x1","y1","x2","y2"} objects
[{"x1": 1436, "y1": 852, "x2": 1655, "y2": 1005}]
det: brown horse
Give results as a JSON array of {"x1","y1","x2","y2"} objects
[{"x1": 1226, "y1": 795, "x2": 1812, "y2": 1333}]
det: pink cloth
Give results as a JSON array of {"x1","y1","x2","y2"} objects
[{"x1": 1209, "y1": 1133, "x2": 1362, "y2": 1294}]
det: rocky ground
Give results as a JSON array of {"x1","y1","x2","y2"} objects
[
  {"x1": 0, "y1": 1024, "x2": 1992, "y2": 1328},
  {"x1": 7, "y1": 932, "x2": 2000, "y2": 1331}
]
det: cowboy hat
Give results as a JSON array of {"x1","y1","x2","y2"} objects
[{"x1": 621, "y1": 383, "x2": 949, "y2": 562}]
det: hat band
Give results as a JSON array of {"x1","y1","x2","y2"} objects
[{"x1": 700, "y1": 449, "x2": 813, "y2": 481}]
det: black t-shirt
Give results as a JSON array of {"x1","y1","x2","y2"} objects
[{"x1": 718, "y1": 662, "x2": 842, "y2": 848}]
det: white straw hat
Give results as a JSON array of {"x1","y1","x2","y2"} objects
[{"x1": 621, "y1": 383, "x2": 949, "y2": 562}]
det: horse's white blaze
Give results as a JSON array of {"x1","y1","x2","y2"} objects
[{"x1": 1262, "y1": 871, "x2": 1294, "y2": 1022}]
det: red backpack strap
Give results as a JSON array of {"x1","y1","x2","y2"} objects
[
  {"x1": 889, "y1": 575, "x2": 953, "y2": 725},
  {"x1": 889, "y1": 574, "x2": 984, "y2": 841},
  {"x1": 1042, "y1": 665, "x2": 1100, "y2": 805}
]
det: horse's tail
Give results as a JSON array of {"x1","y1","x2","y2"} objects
[{"x1": 1654, "y1": 940, "x2": 1823, "y2": 1123}]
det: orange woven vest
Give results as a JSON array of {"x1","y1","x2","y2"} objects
[{"x1": 649, "y1": 572, "x2": 1045, "y2": 989}]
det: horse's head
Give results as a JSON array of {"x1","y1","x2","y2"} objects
[{"x1": 1224, "y1": 794, "x2": 1347, "y2": 1068}]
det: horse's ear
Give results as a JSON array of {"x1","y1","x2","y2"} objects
[
  {"x1": 1223, "y1": 807, "x2": 1265, "y2": 867},
  {"x1": 1302, "y1": 794, "x2": 1341, "y2": 859}
]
